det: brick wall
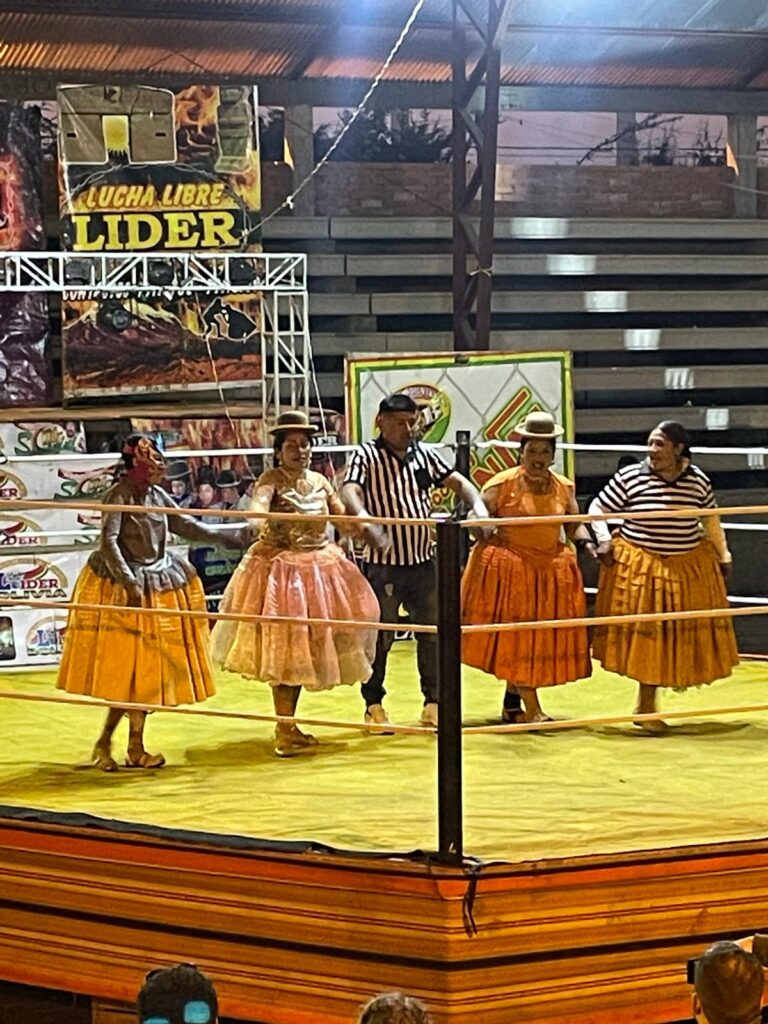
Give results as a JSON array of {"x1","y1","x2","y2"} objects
[
  {"x1": 494, "y1": 165, "x2": 735, "y2": 218},
  {"x1": 264, "y1": 161, "x2": 737, "y2": 219},
  {"x1": 314, "y1": 162, "x2": 453, "y2": 216}
]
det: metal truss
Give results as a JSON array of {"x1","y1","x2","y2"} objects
[
  {"x1": 0, "y1": 249, "x2": 312, "y2": 419},
  {"x1": 452, "y1": 0, "x2": 514, "y2": 351},
  {"x1": 0, "y1": 250, "x2": 306, "y2": 295}
]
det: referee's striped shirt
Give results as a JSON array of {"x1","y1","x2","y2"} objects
[
  {"x1": 596, "y1": 460, "x2": 716, "y2": 556},
  {"x1": 344, "y1": 439, "x2": 453, "y2": 564}
]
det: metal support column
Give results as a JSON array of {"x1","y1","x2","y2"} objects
[
  {"x1": 451, "y1": 0, "x2": 513, "y2": 351},
  {"x1": 436, "y1": 516, "x2": 464, "y2": 864}
]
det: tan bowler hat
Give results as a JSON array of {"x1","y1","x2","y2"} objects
[
  {"x1": 515, "y1": 411, "x2": 564, "y2": 440},
  {"x1": 267, "y1": 410, "x2": 319, "y2": 436}
]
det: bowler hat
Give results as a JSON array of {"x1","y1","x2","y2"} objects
[
  {"x1": 515, "y1": 411, "x2": 564, "y2": 440},
  {"x1": 166, "y1": 460, "x2": 191, "y2": 482},
  {"x1": 267, "y1": 410, "x2": 318, "y2": 436}
]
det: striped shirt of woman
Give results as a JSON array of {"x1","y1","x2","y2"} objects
[
  {"x1": 343, "y1": 439, "x2": 452, "y2": 565},
  {"x1": 596, "y1": 461, "x2": 716, "y2": 556}
]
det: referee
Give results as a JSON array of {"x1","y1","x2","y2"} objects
[{"x1": 342, "y1": 393, "x2": 488, "y2": 730}]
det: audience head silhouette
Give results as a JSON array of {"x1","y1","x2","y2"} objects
[
  {"x1": 137, "y1": 963, "x2": 218, "y2": 1024},
  {"x1": 693, "y1": 941, "x2": 763, "y2": 1024},
  {"x1": 359, "y1": 992, "x2": 434, "y2": 1024}
]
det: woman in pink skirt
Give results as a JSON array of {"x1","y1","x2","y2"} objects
[{"x1": 211, "y1": 411, "x2": 380, "y2": 756}]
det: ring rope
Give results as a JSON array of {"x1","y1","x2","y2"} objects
[
  {"x1": 2, "y1": 496, "x2": 767, "y2": 529},
  {"x1": 461, "y1": 602, "x2": 768, "y2": 634},
  {"x1": 0, "y1": 597, "x2": 437, "y2": 634},
  {"x1": 6, "y1": 439, "x2": 768, "y2": 463},
  {"x1": 462, "y1": 702, "x2": 768, "y2": 735},
  {"x1": 1, "y1": 689, "x2": 767, "y2": 739},
  {"x1": 0, "y1": 690, "x2": 434, "y2": 735}
]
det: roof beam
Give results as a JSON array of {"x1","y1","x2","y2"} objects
[
  {"x1": 0, "y1": 72, "x2": 454, "y2": 109},
  {"x1": 500, "y1": 85, "x2": 768, "y2": 114},
  {"x1": 0, "y1": 0, "x2": 452, "y2": 29}
]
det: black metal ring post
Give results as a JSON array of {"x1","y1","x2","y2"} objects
[
  {"x1": 436, "y1": 516, "x2": 463, "y2": 865},
  {"x1": 455, "y1": 428, "x2": 471, "y2": 568}
]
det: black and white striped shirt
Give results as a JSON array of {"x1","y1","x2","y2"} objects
[
  {"x1": 596, "y1": 461, "x2": 716, "y2": 556},
  {"x1": 344, "y1": 439, "x2": 453, "y2": 565}
]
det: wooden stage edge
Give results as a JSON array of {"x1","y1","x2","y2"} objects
[{"x1": 1, "y1": 815, "x2": 768, "y2": 1024}]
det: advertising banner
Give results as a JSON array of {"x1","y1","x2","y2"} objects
[
  {"x1": 0, "y1": 549, "x2": 89, "y2": 667},
  {"x1": 57, "y1": 83, "x2": 262, "y2": 398},
  {"x1": 0, "y1": 104, "x2": 51, "y2": 406},
  {"x1": 346, "y1": 351, "x2": 574, "y2": 492}
]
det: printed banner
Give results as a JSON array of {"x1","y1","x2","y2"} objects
[
  {"x1": 0, "y1": 549, "x2": 89, "y2": 667},
  {"x1": 0, "y1": 422, "x2": 116, "y2": 552},
  {"x1": 57, "y1": 83, "x2": 262, "y2": 398},
  {"x1": 0, "y1": 104, "x2": 51, "y2": 406},
  {"x1": 346, "y1": 351, "x2": 574, "y2": 493}
]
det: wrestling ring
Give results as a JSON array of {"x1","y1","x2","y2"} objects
[{"x1": 1, "y1": 441, "x2": 768, "y2": 1024}]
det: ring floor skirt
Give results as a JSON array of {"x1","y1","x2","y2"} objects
[
  {"x1": 593, "y1": 536, "x2": 739, "y2": 687},
  {"x1": 211, "y1": 541, "x2": 379, "y2": 690},
  {"x1": 57, "y1": 565, "x2": 215, "y2": 705},
  {"x1": 461, "y1": 541, "x2": 591, "y2": 687}
]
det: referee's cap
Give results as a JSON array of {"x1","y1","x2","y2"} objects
[{"x1": 378, "y1": 393, "x2": 419, "y2": 414}]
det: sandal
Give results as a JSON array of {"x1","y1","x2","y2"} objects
[
  {"x1": 92, "y1": 744, "x2": 119, "y2": 772},
  {"x1": 274, "y1": 725, "x2": 318, "y2": 758},
  {"x1": 501, "y1": 707, "x2": 528, "y2": 725},
  {"x1": 125, "y1": 749, "x2": 166, "y2": 769}
]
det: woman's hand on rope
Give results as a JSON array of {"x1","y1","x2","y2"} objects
[
  {"x1": 595, "y1": 539, "x2": 614, "y2": 566},
  {"x1": 125, "y1": 582, "x2": 144, "y2": 607}
]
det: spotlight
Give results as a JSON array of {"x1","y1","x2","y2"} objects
[
  {"x1": 229, "y1": 257, "x2": 258, "y2": 286},
  {"x1": 147, "y1": 259, "x2": 175, "y2": 287},
  {"x1": 97, "y1": 299, "x2": 134, "y2": 332},
  {"x1": 64, "y1": 259, "x2": 92, "y2": 286}
]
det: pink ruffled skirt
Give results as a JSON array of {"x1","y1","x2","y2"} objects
[{"x1": 211, "y1": 541, "x2": 379, "y2": 690}]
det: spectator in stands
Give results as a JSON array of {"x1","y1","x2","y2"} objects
[
  {"x1": 461, "y1": 412, "x2": 594, "y2": 723},
  {"x1": 342, "y1": 392, "x2": 488, "y2": 730},
  {"x1": 358, "y1": 992, "x2": 434, "y2": 1024},
  {"x1": 137, "y1": 963, "x2": 218, "y2": 1023},
  {"x1": 692, "y1": 941, "x2": 763, "y2": 1024},
  {"x1": 589, "y1": 421, "x2": 737, "y2": 733}
]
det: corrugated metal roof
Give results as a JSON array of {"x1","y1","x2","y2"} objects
[{"x1": 2, "y1": 1, "x2": 768, "y2": 91}]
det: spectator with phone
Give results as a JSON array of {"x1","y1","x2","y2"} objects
[{"x1": 691, "y1": 940, "x2": 764, "y2": 1024}]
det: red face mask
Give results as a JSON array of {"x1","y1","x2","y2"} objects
[{"x1": 124, "y1": 438, "x2": 165, "y2": 486}]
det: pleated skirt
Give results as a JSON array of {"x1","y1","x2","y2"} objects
[
  {"x1": 57, "y1": 564, "x2": 215, "y2": 706},
  {"x1": 593, "y1": 536, "x2": 738, "y2": 687},
  {"x1": 461, "y1": 540, "x2": 591, "y2": 688}
]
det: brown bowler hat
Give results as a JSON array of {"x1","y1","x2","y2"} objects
[
  {"x1": 515, "y1": 411, "x2": 564, "y2": 440},
  {"x1": 267, "y1": 410, "x2": 319, "y2": 436}
]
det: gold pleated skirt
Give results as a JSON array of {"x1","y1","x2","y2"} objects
[
  {"x1": 593, "y1": 536, "x2": 738, "y2": 687},
  {"x1": 57, "y1": 564, "x2": 215, "y2": 706}
]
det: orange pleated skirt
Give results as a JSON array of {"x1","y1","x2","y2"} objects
[
  {"x1": 461, "y1": 540, "x2": 591, "y2": 688},
  {"x1": 593, "y1": 536, "x2": 738, "y2": 687},
  {"x1": 57, "y1": 564, "x2": 215, "y2": 706}
]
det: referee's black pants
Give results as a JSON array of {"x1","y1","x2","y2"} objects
[{"x1": 361, "y1": 560, "x2": 438, "y2": 707}]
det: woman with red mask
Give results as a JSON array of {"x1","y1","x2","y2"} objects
[{"x1": 57, "y1": 434, "x2": 242, "y2": 771}]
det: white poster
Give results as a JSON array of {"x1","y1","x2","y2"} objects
[{"x1": 346, "y1": 350, "x2": 574, "y2": 487}]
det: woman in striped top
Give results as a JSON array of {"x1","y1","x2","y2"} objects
[{"x1": 588, "y1": 421, "x2": 738, "y2": 732}]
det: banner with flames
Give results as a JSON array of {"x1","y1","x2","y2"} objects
[
  {"x1": 0, "y1": 104, "x2": 51, "y2": 407},
  {"x1": 57, "y1": 83, "x2": 262, "y2": 398}
]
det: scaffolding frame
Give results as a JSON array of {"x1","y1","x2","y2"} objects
[{"x1": 0, "y1": 250, "x2": 312, "y2": 419}]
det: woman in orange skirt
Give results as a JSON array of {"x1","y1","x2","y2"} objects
[
  {"x1": 211, "y1": 410, "x2": 380, "y2": 757},
  {"x1": 589, "y1": 420, "x2": 738, "y2": 733},
  {"x1": 462, "y1": 412, "x2": 593, "y2": 723},
  {"x1": 57, "y1": 435, "x2": 242, "y2": 771}
]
